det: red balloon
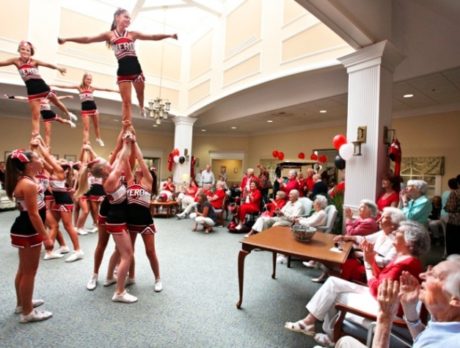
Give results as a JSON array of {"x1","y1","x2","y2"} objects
[
  {"x1": 278, "y1": 152, "x2": 285, "y2": 161},
  {"x1": 272, "y1": 150, "x2": 279, "y2": 158},
  {"x1": 310, "y1": 153, "x2": 318, "y2": 161},
  {"x1": 298, "y1": 152, "x2": 305, "y2": 159},
  {"x1": 332, "y1": 134, "x2": 347, "y2": 150},
  {"x1": 319, "y1": 155, "x2": 327, "y2": 163}
]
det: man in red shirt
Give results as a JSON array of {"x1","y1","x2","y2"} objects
[{"x1": 278, "y1": 169, "x2": 300, "y2": 195}]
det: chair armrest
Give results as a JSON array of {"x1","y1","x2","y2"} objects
[{"x1": 335, "y1": 303, "x2": 407, "y2": 327}]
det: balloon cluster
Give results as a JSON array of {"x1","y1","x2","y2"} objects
[
  {"x1": 309, "y1": 151, "x2": 327, "y2": 164},
  {"x1": 332, "y1": 134, "x2": 353, "y2": 170},
  {"x1": 168, "y1": 149, "x2": 186, "y2": 171},
  {"x1": 272, "y1": 150, "x2": 285, "y2": 161}
]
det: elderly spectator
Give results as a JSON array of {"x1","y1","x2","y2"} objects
[
  {"x1": 159, "y1": 176, "x2": 175, "y2": 201},
  {"x1": 261, "y1": 190, "x2": 288, "y2": 218},
  {"x1": 376, "y1": 175, "x2": 400, "y2": 213},
  {"x1": 258, "y1": 164, "x2": 271, "y2": 202},
  {"x1": 334, "y1": 207, "x2": 406, "y2": 282},
  {"x1": 240, "y1": 168, "x2": 259, "y2": 202},
  {"x1": 401, "y1": 179, "x2": 432, "y2": 225},
  {"x1": 445, "y1": 177, "x2": 460, "y2": 255},
  {"x1": 345, "y1": 199, "x2": 379, "y2": 236},
  {"x1": 245, "y1": 189, "x2": 303, "y2": 238},
  {"x1": 335, "y1": 255, "x2": 460, "y2": 348},
  {"x1": 176, "y1": 187, "x2": 204, "y2": 219},
  {"x1": 277, "y1": 169, "x2": 300, "y2": 195},
  {"x1": 236, "y1": 181, "x2": 262, "y2": 230},
  {"x1": 284, "y1": 221, "x2": 430, "y2": 347},
  {"x1": 305, "y1": 168, "x2": 315, "y2": 194},
  {"x1": 310, "y1": 173, "x2": 328, "y2": 200},
  {"x1": 207, "y1": 181, "x2": 226, "y2": 210},
  {"x1": 191, "y1": 193, "x2": 216, "y2": 233},
  {"x1": 200, "y1": 164, "x2": 215, "y2": 187},
  {"x1": 176, "y1": 180, "x2": 198, "y2": 212},
  {"x1": 296, "y1": 195, "x2": 328, "y2": 228}
]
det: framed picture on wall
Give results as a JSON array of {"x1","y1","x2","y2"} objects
[{"x1": 64, "y1": 154, "x2": 77, "y2": 162}]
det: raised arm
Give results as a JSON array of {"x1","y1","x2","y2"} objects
[
  {"x1": 131, "y1": 32, "x2": 177, "y2": 41},
  {"x1": 58, "y1": 32, "x2": 110, "y2": 45},
  {"x1": 32, "y1": 137, "x2": 65, "y2": 179},
  {"x1": 105, "y1": 134, "x2": 131, "y2": 192},
  {"x1": 133, "y1": 141, "x2": 152, "y2": 186}
]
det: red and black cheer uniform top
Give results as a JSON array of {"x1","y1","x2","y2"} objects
[
  {"x1": 87, "y1": 175, "x2": 105, "y2": 202},
  {"x1": 17, "y1": 59, "x2": 52, "y2": 100},
  {"x1": 39, "y1": 99, "x2": 57, "y2": 122},
  {"x1": 10, "y1": 176, "x2": 46, "y2": 248},
  {"x1": 105, "y1": 184, "x2": 128, "y2": 233},
  {"x1": 79, "y1": 87, "x2": 98, "y2": 115},
  {"x1": 36, "y1": 171, "x2": 53, "y2": 203},
  {"x1": 127, "y1": 183, "x2": 155, "y2": 234},
  {"x1": 110, "y1": 30, "x2": 143, "y2": 83},
  {"x1": 49, "y1": 178, "x2": 74, "y2": 212}
]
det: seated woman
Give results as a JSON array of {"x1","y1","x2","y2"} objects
[
  {"x1": 284, "y1": 220, "x2": 430, "y2": 346},
  {"x1": 207, "y1": 181, "x2": 226, "y2": 210},
  {"x1": 296, "y1": 195, "x2": 328, "y2": 228},
  {"x1": 177, "y1": 180, "x2": 198, "y2": 212},
  {"x1": 191, "y1": 193, "x2": 217, "y2": 233},
  {"x1": 345, "y1": 199, "x2": 379, "y2": 236},
  {"x1": 262, "y1": 190, "x2": 287, "y2": 217},
  {"x1": 334, "y1": 207, "x2": 405, "y2": 282},
  {"x1": 235, "y1": 181, "x2": 262, "y2": 230},
  {"x1": 159, "y1": 176, "x2": 175, "y2": 201}
]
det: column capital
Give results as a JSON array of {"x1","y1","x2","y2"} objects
[
  {"x1": 172, "y1": 116, "x2": 197, "y2": 127},
  {"x1": 339, "y1": 40, "x2": 404, "y2": 74}
]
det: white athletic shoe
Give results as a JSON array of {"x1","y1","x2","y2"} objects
[
  {"x1": 20, "y1": 309, "x2": 52, "y2": 323},
  {"x1": 65, "y1": 250, "x2": 84, "y2": 263},
  {"x1": 77, "y1": 228, "x2": 88, "y2": 236},
  {"x1": 95, "y1": 138, "x2": 105, "y2": 147},
  {"x1": 103, "y1": 277, "x2": 117, "y2": 287},
  {"x1": 86, "y1": 226, "x2": 98, "y2": 233},
  {"x1": 15, "y1": 299, "x2": 44, "y2": 314},
  {"x1": 68, "y1": 112, "x2": 78, "y2": 122},
  {"x1": 69, "y1": 120, "x2": 76, "y2": 128},
  {"x1": 112, "y1": 290, "x2": 138, "y2": 303},
  {"x1": 56, "y1": 246, "x2": 70, "y2": 254},
  {"x1": 44, "y1": 251, "x2": 64, "y2": 260},
  {"x1": 154, "y1": 279, "x2": 163, "y2": 292},
  {"x1": 86, "y1": 274, "x2": 98, "y2": 291}
]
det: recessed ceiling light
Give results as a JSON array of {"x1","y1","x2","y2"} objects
[
  {"x1": 231, "y1": 126, "x2": 237, "y2": 130},
  {"x1": 267, "y1": 120, "x2": 273, "y2": 123},
  {"x1": 201, "y1": 129, "x2": 206, "y2": 132},
  {"x1": 403, "y1": 94, "x2": 414, "y2": 98},
  {"x1": 319, "y1": 110, "x2": 327, "y2": 114}
]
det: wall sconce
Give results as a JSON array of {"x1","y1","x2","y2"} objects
[
  {"x1": 184, "y1": 148, "x2": 189, "y2": 160},
  {"x1": 352, "y1": 126, "x2": 367, "y2": 156},
  {"x1": 383, "y1": 126, "x2": 396, "y2": 145}
]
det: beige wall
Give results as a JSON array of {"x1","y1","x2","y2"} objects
[
  {"x1": 0, "y1": 0, "x2": 29, "y2": 41},
  {"x1": 211, "y1": 159, "x2": 243, "y2": 184}
]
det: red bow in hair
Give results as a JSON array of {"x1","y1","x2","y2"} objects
[{"x1": 11, "y1": 149, "x2": 29, "y2": 163}]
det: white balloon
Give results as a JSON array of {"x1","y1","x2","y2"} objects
[
  {"x1": 173, "y1": 155, "x2": 180, "y2": 164},
  {"x1": 339, "y1": 143, "x2": 354, "y2": 160}
]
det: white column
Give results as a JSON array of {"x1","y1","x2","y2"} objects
[
  {"x1": 172, "y1": 116, "x2": 197, "y2": 184},
  {"x1": 338, "y1": 41, "x2": 403, "y2": 210}
]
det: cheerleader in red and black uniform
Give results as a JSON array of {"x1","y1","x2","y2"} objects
[
  {"x1": 125, "y1": 138, "x2": 162, "y2": 292},
  {"x1": 47, "y1": 156, "x2": 83, "y2": 263},
  {"x1": 5, "y1": 147, "x2": 53, "y2": 323},
  {"x1": 0, "y1": 41, "x2": 77, "y2": 138},
  {"x1": 76, "y1": 132, "x2": 136, "y2": 302},
  {"x1": 52, "y1": 73, "x2": 119, "y2": 146},
  {"x1": 58, "y1": 8, "x2": 177, "y2": 123}
]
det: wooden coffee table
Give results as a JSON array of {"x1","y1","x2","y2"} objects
[
  {"x1": 150, "y1": 200, "x2": 179, "y2": 217},
  {"x1": 236, "y1": 226, "x2": 352, "y2": 309}
]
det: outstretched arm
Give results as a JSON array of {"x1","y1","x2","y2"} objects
[
  {"x1": 51, "y1": 83, "x2": 79, "y2": 90},
  {"x1": 3, "y1": 94, "x2": 28, "y2": 102},
  {"x1": 58, "y1": 32, "x2": 110, "y2": 45},
  {"x1": 91, "y1": 86, "x2": 119, "y2": 93},
  {"x1": 0, "y1": 57, "x2": 17, "y2": 67},
  {"x1": 34, "y1": 59, "x2": 66, "y2": 75},
  {"x1": 131, "y1": 32, "x2": 178, "y2": 41},
  {"x1": 57, "y1": 95, "x2": 74, "y2": 100}
]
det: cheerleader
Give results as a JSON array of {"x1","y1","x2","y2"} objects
[
  {"x1": 125, "y1": 138, "x2": 162, "y2": 292},
  {"x1": 58, "y1": 8, "x2": 177, "y2": 123},
  {"x1": 0, "y1": 41, "x2": 77, "y2": 137},
  {"x1": 76, "y1": 131, "x2": 136, "y2": 302},
  {"x1": 52, "y1": 73, "x2": 119, "y2": 146},
  {"x1": 5, "y1": 146, "x2": 53, "y2": 323}
]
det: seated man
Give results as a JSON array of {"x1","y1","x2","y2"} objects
[
  {"x1": 345, "y1": 199, "x2": 379, "y2": 236},
  {"x1": 335, "y1": 254, "x2": 460, "y2": 348},
  {"x1": 245, "y1": 189, "x2": 304, "y2": 237}
]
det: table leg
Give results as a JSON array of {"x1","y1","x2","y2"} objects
[
  {"x1": 272, "y1": 252, "x2": 277, "y2": 279},
  {"x1": 236, "y1": 249, "x2": 250, "y2": 309}
]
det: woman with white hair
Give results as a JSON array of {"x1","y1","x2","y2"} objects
[
  {"x1": 285, "y1": 221, "x2": 430, "y2": 347},
  {"x1": 296, "y1": 195, "x2": 328, "y2": 227},
  {"x1": 344, "y1": 199, "x2": 379, "y2": 236},
  {"x1": 401, "y1": 179, "x2": 432, "y2": 225}
]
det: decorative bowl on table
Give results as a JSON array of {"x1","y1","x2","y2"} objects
[{"x1": 291, "y1": 224, "x2": 316, "y2": 243}]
